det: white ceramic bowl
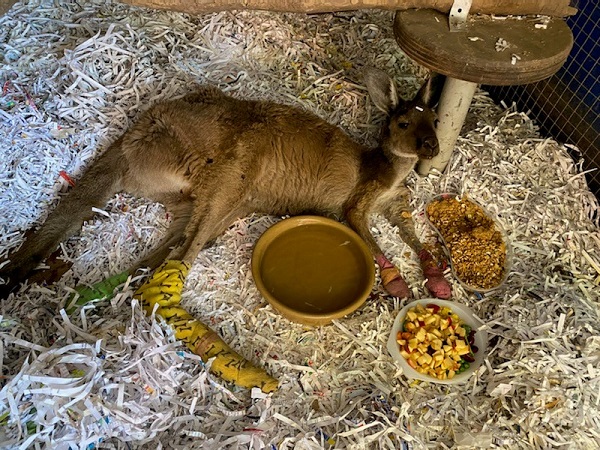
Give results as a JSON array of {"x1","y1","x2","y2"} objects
[{"x1": 387, "y1": 299, "x2": 487, "y2": 384}]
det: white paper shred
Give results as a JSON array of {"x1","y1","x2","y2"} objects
[{"x1": 1, "y1": 2, "x2": 599, "y2": 450}]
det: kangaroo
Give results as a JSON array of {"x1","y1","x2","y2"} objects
[{"x1": 0, "y1": 68, "x2": 451, "y2": 300}]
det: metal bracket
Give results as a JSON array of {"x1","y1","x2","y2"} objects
[{"x1": 449, "y1": 0, "x2": 472, "y2": 32}]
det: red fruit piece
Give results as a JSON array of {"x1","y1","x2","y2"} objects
[
  {"x1": 426, "y1": 303, "x2": 440, "y2": 313},
  {"x1": 463, "y1": 353, "x2": 475, "y2": 362}
]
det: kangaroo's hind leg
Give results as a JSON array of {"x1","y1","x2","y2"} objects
[
  {"x1": 164, "y1": 179, "x2": 252, "y2": 267},
  {"x1": 131, "y1": 192, "x2": 196, "y2": 273},
  {"x1": 0, "y1": 139, "x2": 128, "y2": 297}
]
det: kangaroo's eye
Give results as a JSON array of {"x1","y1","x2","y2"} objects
[{"x1": 397, "y1": 122, "x2": 409, "y2": 129}]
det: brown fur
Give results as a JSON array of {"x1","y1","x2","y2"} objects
[{"x1": 0, "y1": 68, "x2": 444, "y2": 297}]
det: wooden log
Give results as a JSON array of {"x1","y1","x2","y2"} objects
[
  {"x1": 121, "y1": 0, "x2": 577, "y2": 17},
  {"x1": 1, "y1": 0, "x2": 18, "y2": 15}
]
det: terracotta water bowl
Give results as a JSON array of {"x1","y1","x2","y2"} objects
[{"x1": 252, "y1": 216, "x2": 375, "y2": 326}]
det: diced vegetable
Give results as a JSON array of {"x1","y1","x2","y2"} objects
[{"x1": 396, "y1": 303, "x2": 478, "y2": 380}]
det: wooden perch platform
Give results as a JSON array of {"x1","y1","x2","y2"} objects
[
  {"x1": 394, "y1": 9, "x2": 574, "y2": 85},
  {"x1": 121, "y1": 0, "x2": 577, "y2": 17}
]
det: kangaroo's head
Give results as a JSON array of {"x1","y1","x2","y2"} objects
[{"x1": 364, "y1": 68, "x2": 444, "y2": 161}]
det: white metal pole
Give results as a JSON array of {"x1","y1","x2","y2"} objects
[{"x1": 417, "y1": 77, "x2": 478, "y2": 176}]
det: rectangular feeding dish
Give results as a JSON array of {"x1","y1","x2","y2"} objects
[{"x1": 424, "y1": 192, "x2": 512, "y2": 293}]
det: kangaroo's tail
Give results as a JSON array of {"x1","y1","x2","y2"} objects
[{"x1": 0, "y1": 137, "x2": 128, "y2": 297}]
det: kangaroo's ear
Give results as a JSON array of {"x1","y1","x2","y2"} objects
[
  {"x1": 416, "y1": 72, "x2": 446, "y2": 108},
  {"x1": 363, "y1": 67, "x2": 400, "y2": 114}
]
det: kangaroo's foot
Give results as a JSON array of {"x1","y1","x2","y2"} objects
[
  {"x1": 376, "y1": 254, "x2": 412, "y2": 299},
  {"x1": 419, "y1": 249, "x2": 451, "y2": 299}
]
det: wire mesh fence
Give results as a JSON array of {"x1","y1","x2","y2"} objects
[{"x1": 485, "y1": 0, "x2": 599, "y2": 198}]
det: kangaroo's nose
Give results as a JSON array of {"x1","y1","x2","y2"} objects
[{"x1": 419, "y1": 136, "x2": 439, "y2": 158}]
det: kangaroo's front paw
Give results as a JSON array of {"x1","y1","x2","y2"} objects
[{"x1": 419, "y1": 249, "x2": 452, "y2": 299}]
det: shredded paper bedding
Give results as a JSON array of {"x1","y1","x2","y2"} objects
[{"x1": 0, "y1": 1, "x2": 599, "y2": 449}]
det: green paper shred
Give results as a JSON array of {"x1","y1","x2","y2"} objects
[{"x1": 69, "y1": 271, "x2": 129, "y2": 312}]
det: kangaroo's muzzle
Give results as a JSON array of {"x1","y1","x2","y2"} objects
[{"x1": 417, "y1": 135, "x2": 439, "y2": 159}]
